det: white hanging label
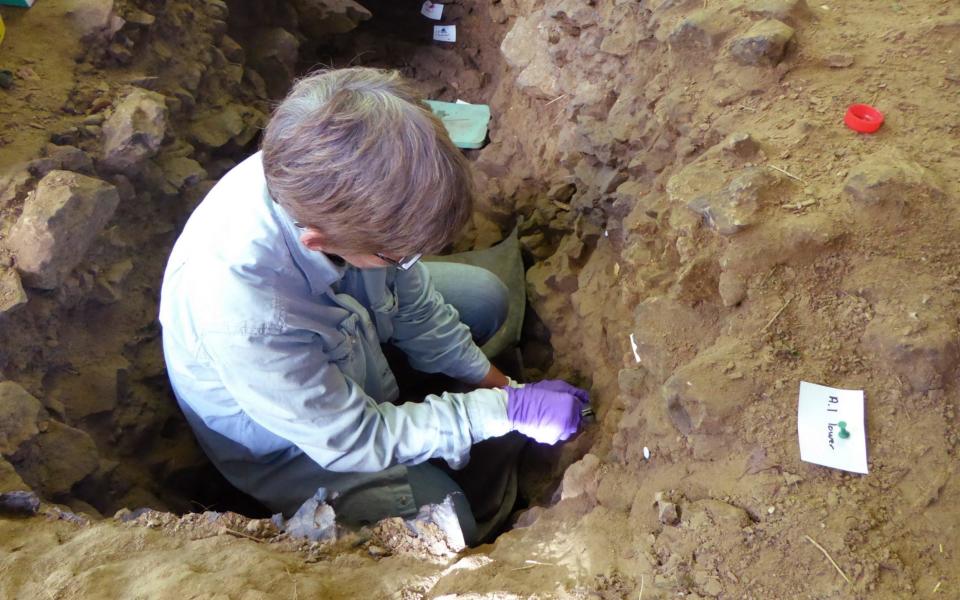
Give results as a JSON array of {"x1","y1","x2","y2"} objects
[
  {"x1": 421, "y1": 1, "x2": 444, "y2": 20},
  {"x1": 433, "y1": 25, "x2": 457, "y2": 43}
]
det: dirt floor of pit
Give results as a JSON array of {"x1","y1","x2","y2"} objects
[{"x1": 3, "y1": 0, "x2": 960, "y2": 598}]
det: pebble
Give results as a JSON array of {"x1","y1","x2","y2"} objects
[{"x1": 658, "y1": 501, "x2": 680, "y2": 525}]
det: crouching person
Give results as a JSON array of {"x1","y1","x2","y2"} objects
[{"x1": 159, "y1": 67, "x2": 588, "y2": 546}]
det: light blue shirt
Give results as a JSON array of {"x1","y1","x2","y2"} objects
[{"x1": 159, "y1": 153, "x2": 509, "y2": 513}]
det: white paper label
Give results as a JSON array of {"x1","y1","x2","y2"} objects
[
  {"x1": 433, "y1": 25, "x2": 457, "y2": 43},
  {"x1": 797, "y1": 381, "x2": 868, "y2": 474},
  {"x1": 421, "y1": 1, "x2": 444, "y2": 20}
]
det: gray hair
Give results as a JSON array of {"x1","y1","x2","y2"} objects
[{"x1": 261, "y1": 67, "x2": 474, "y2": 256}]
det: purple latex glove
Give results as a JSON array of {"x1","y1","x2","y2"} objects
[
  {"x1": 503, "y1": 385, "x2": 582, "y2": 444},
  {"x1": 524, "y1": 380, "x2": 590, "y2": 405}
]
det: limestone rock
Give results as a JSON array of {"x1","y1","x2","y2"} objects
[
  {"x1": 189, "y1": 104, "x2": 265, "y2": 149},
  {"x1": 670, "y1": 256, "x2": 722, "y2": 305},
  {"x1": 667, "y1": 9, "x2": 738, "y2": 51},
  {"x1": 219, "y1": 35, "x2": 245, "y2": 63},
  {"x1": 244, "y1": 68, "x2": 269, "y2": 100},
  {"x1": 138, "y1": 160, "x2": 178, "y2": 199},
  {"x1": 560, "y1": 453, "x2": 601, "y2": 501},
  {"x1": 662, "y1": 337, "x2": 757, "y2": 435},
  {"x1": 500, "y1": 12, "x2": 562, "y2": 98},
  {"x1": 204, "y1": 0, "x2": 228, "y2": 20},
  {"x1": 158, "y1": 156, "x2": 208, "y2": 191},
  {"x1": 0, "y1": 382, "x2": 43, "y2": 455},
  {"x1": 0, "y1": 458, "x2": 27, "y2": 493},
  {"x1": 0, "y1": 267, "x2": 27, "y2": 314},
  {"x1": 844, "y1": 149, "x2": 945, "y2": 209},
  {"x1": 47, "y1": 357, "x2": 129, "y2": 421},
  {"x1": 729, "y1": 20, "x2": 795, "y2": 66},
  {"x1": 658, "y1": 500, "x2": 680, "y2": 525},
  {"x1": 0, "y1": 165, "x2": 32, "y2": 208},
  {"x1": 824, "y1": 52, "x2": 855, "y2": 68},
  {"x1": 722, "y1": 132, "x2": 761, "y2": 160},
  {"x1": 527, "y1": 234, "x2": 585, "y2": 303},
  {"x1": 124, "y1": 8, "x2": 156, "y2": 27},
  {"x1": 45, "y1": 144, "x2": 94, "y2": 174},
  {"x1": 6, "y1": 171, "x2": 120, "y2": 290},
  {"x1": 101, "y1": 88, "x2": 169, "y2": 176},
  {"x1": 10, "y1": 420, "x2": 100, "y2": 496},
  {"x1": 177, "y1": 61, "x2": 206, "y2": 94},
  {"x1": 65, "y1": 0, "x2": 125, "y2": 41},
  {"x1": 291, "y1": 0, "x2": 371, "y2": 38},
  {"x1": 670, "y1": 165, "x2": 780, "y2": 235},
  {"x1": 249, "y1": 28, "x2": 300, "y2": 98},
  {"x1": 718, "y1": 271, "x2": 748, "y2": 307}
]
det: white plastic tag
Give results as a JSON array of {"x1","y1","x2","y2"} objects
[
  {"x1": 421, "y1": 1, "x2": 444, "y2": 20},
  {"x1": 433, "y1": 25, "x2": 456, "y2": 43}
]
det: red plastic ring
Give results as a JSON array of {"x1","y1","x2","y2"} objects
[{"x1": 845, "y1": 104, "x2": 884, "y2": 133}]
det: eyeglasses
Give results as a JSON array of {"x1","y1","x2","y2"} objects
[
  {"x1": 375, "y1": 253, "x2": 423, "y2": 271},
  {"x1": 293, "y1": 222, "x2": 422, "y2": 271}
]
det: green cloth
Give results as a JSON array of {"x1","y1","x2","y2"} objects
[{"x1": 425, "y1": 100, "x2": 491, "y2": 149}]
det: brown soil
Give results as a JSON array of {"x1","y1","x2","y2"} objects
[{"x1": 2, "y1": 0, "x2": 960, "y2": 598}]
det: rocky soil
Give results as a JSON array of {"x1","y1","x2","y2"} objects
[{"x1": 2, "y1": 0, "x2": 960, "y2": 598}]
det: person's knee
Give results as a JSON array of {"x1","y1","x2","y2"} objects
[
  {"x1": 473, "y1": 270, "x2": 509, "y2": 345},
  {"x1": 427, "y1": 261, "x2": 510, "y2": 345}
]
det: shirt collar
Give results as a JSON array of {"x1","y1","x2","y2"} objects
[{"x1": 269, "y1": 195, "x2": 347, "y2": 295}]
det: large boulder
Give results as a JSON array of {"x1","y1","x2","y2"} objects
[
  {"x1": 0, "y1": 382, "x2": 43, "y2": 456},
  {"x1": 10, "y1": 420, "x2": 100, "y2": 496},
  {"x1": 6, "y1": 171, "x2": 120, "y2": 290},
  {"x1": 100, "y1": 88, "x2": 169, "y2": 176}
]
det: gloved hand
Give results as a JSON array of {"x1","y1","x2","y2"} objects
[
  {"x1": 502, "y1": 381, "x2": 589, "y2": 444},
  {"x1": 524, "y1": 379, "x2": 590, "y2": 404}
]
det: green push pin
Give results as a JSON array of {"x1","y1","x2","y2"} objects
[{"x1": 837, "y1": 421, "x2": 851, "y2": 439}]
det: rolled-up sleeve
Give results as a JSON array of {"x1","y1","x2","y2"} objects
[
  {"x1": 389, "y1": 263, "x2": 491, "y2": 383},
  {"x1": 201, "y1": 329, "x2": 508, "y2": 472}
]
